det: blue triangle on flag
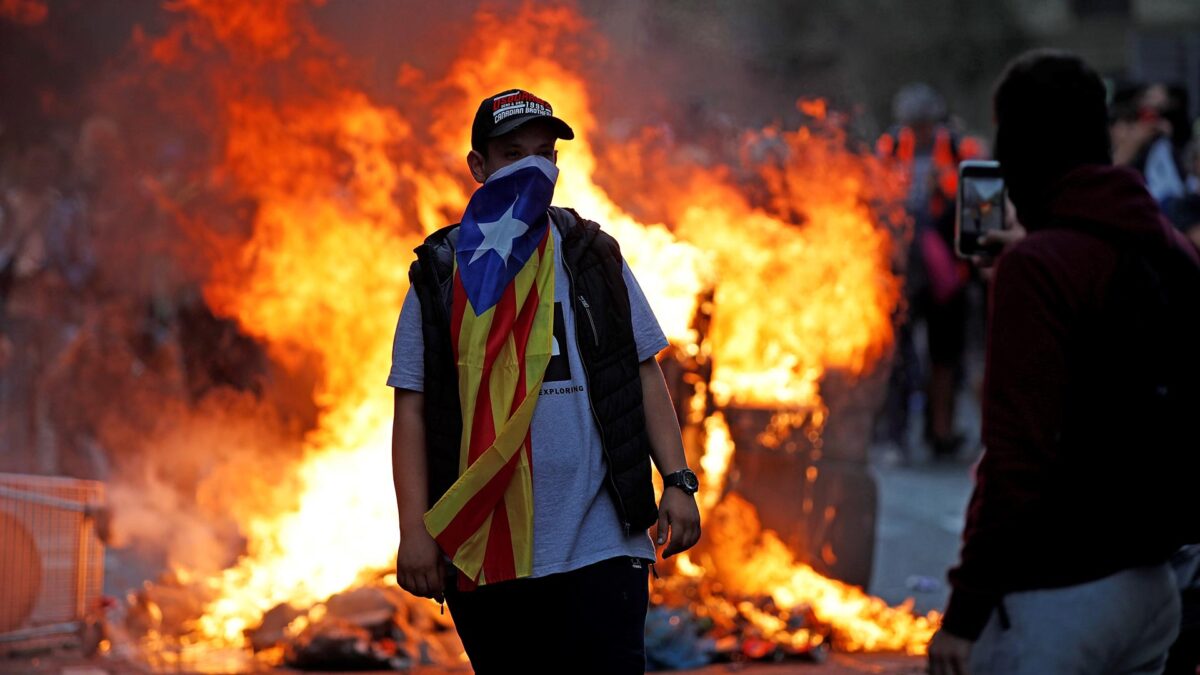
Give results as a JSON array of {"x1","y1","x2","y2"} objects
[{"x1": 456, "y1": 161, "x2": 556, "y2": 313}]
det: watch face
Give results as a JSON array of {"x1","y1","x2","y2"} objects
[{"x1": 682, "y1": 470, "x2": 699, "y2": 492}]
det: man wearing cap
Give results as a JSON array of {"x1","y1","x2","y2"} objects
[{"x1": 388, "y1": 88, "x2": 701, "y2": 674}]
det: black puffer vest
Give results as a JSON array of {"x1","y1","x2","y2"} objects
[{"x1": 408, "y1": 206, "x2": 659, "y2": 534}]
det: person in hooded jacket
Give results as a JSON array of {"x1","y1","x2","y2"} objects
[{"x1": 928, "y1": 50, "x2": 1200, "y2": 675}]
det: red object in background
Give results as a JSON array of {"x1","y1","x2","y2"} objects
[{"x1": 920, "y1": 228, "x2": 968, "y2": 304}]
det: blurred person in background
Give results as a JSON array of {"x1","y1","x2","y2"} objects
[
  {"x1": 1167, "y1": 129, "x2": 1200, "y2": 251},
  {"x1": 1111, "y1": 82, "x2": 1191, "y2": 215},
  {"x1": 876, "y1": 83, "x2": 984, "y2": 461},
  {"x1": 0, "y1": 133, "x2": 94, "y2": 474},
  {"x1": 929, "y1": 50, "x2": 1200, "y2": 674},
  {"x1": 1, "y1": 140, "x2": 67, "y2": 469}
]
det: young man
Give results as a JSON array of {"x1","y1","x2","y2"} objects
[
  {"x1": 928, "y1": 51, "x2": 1200, "y2": 674},
  {"x1": 389, "y1": 89, "x2": 701, "y2": 674}
]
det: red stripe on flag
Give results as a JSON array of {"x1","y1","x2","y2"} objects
[
  {"x1": 466, "y1": 372, "x2": 496, "y2": 465},
  {"x1": 465, "y1": 284, "x2": 518, "y2": 464},
  {"x1": 482, "y1": 496, "x2": 516, "y2": 582},
  {"x1": 503, "y1": 227, "x2": 548, "y2": 416},
  {"x1": 506, "y1": 282, "x2": 542, "y2": 414}
]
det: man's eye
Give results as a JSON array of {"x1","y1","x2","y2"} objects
[{"x1": 505, "y1": 151, "x2": 522, "y2": 160}]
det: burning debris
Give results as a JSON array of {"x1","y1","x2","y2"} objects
[
  {"x1": 3, "y1": 0, "x2": 937, "y2": 670},
  {"x1": 258, "y1": 584, "x2": 461, "y2": 671},
  {"x1": 109, "y1": 572, "x2": 466, "y2": 671}
]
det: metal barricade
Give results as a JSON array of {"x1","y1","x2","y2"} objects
[{"x1": 0, "y1": 473, "x2": 105, "y2": 652}]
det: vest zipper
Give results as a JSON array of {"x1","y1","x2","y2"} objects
[
  {"x1": 562, "y1": 243, "x2": 631, "y2": 536},
  {"x1": 578, "y1": 295, "x2": 600, "y2": 348}
]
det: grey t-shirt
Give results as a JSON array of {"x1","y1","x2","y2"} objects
[{"x1": 388, "y1": 225, "x2": 666, "y2": 577}]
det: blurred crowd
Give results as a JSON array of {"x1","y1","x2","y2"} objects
[
  {"x1": 875, "y1": 78, "x2": 1200, "y2": 465},
  {"x1": 1111, "y1": 81, "x2": 1200, "y2": 246},
  {"x1": 1, "y1": 120, "x2": 107, "y2": 478},
  {"x1": 0, "y1": 117, "x2": 267, "y2": 481}
]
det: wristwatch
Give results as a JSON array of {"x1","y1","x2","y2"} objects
[{"x1": 664, "y1": 468, "x2": 699, "y2": 495}]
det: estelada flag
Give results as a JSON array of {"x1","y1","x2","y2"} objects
[{"x1": 423, "y1": 155, "x2": 558, "y2": 587}]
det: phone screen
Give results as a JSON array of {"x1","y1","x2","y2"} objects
[{"x1": 955, "y1": 161, "x2": 1006, "y2": 258}]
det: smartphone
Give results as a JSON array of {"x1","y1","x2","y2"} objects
[{"x1": 955, "y1": 160, "x2": 1006, "y2": 259}]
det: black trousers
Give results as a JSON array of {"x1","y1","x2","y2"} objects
[{"x1": 444, "y1": 556, "x2": 650, "y2": 675}]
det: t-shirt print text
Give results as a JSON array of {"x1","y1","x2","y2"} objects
[{"x1": 541, "y1": 384, "x2": 584, "y2": 396}]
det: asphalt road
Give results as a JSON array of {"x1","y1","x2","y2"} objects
[{"x1": 867, "y1": 451, "x2": 976, "y2": 616}]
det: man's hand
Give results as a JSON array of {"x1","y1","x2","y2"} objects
[
  {"x1": 927, "y1": 628, "x2": 973, "y2": 675},
  {"x1": 396, "y1": 525, "x2": 445, "y2": 601},
  {"x1": 656, "y1": 487, "x2": 701, "y2": 559},
  {"x1": 971, "y1": 196, "x2": 1027, "y2": 272},
  {"x1": 972, "y1": 224, "x2": 1027, "y2": 278}
]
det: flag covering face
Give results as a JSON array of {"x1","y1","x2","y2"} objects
[{"x1": 423, "y1": 155, "x2": 558, "y2": 587}]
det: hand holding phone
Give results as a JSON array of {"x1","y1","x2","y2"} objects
[{"x1": 955, "y1": 160, "x2": 1006, "y2": 260}]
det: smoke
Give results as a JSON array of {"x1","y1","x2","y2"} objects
[
  {"x1": 103, "y1": 389, "x2": 307, "y2": 576},
  {"x1": 0, "y1": 0, "x2": 328, "y2": 586}
]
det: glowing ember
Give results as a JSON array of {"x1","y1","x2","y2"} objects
[{"x1": 110, "y1": 0, "x2": 932, "y2": 667}]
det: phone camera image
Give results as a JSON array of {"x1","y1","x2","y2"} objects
[{"x1": 963, "y1": 177, "x2": 1004, "y2": 238}]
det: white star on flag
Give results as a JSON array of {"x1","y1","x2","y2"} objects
[{"x1": 469, "y1": 197, "x2": 529, "y2": 265}]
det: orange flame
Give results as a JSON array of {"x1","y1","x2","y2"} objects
[
  {"x1": 674, "y1": 119, "x2": 904, "y2": 408},
  {"x1": 675, "y1": 494, "x2": 938, "y2": 654}
]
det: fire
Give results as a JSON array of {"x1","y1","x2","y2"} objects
[
  {"x1": 690, "y1": 495, "x2": 937, "y2": 654},
  {"x1": 138, "y1": 4, "x2": 424, "y2": 661},
  {"x1": 676, "y1": 118, "x2": 905, "y2": 408},
  {"x1": 109, "y1": 0, "x2": 932, "y2": 667}
]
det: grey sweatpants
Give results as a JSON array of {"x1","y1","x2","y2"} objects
[{"x1": 970, "y1": 562, "x2": 1180, "y2": 675}]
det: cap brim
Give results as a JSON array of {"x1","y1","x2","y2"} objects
[{"x1": 489, "y1": 114, "x2": 575, "y2": 142}]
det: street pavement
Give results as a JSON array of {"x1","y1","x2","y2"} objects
[{"x1": 867, "y1": 450, "x2": 977, "y2": 616}]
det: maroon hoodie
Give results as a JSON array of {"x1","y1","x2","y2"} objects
[{"x1": 942, "y1": 165, "x2": 1200, "y2": 639}]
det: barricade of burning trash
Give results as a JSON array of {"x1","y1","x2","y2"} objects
[
  {"x1": 116, "y1": 572, "x2": 466, "y2": 671},
  {"x1": 248, "y1": 582, "x2": 461, "y2": 670},
  {"x1": 116, "y1": 505, "x2": 928, "y2": 672},
  {"x1": 105, "y1": 417, "x2": 932, "y2": 674},
  {"x1": 95, "y1": 306, "x2": 935, "y2": 671},
  {"x1": 118, "y1": 544, "x2": 898, "y2": 673},
  {"x1": 114, "y1": 564, "x2": 823, "y2": 672}
]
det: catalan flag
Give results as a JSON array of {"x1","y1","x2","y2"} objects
[{"x1": 423, "y1": 156, "x2": 558, "y2": 587}]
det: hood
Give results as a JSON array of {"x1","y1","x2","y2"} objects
[{"x1": 1040, "y1": 165, "x2": 1176, "y2": 249}]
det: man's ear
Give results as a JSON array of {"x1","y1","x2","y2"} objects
[
  {"x1": 467, "y1": 150, "x2": 487, "y2": 184},
  {"x1": 552, "y1": 149, "x2": 558, "y2": 165}
]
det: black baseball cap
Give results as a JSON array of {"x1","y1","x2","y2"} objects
[{"x1": 471, "y1": 88, "x2": 575, "y2": 153}]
